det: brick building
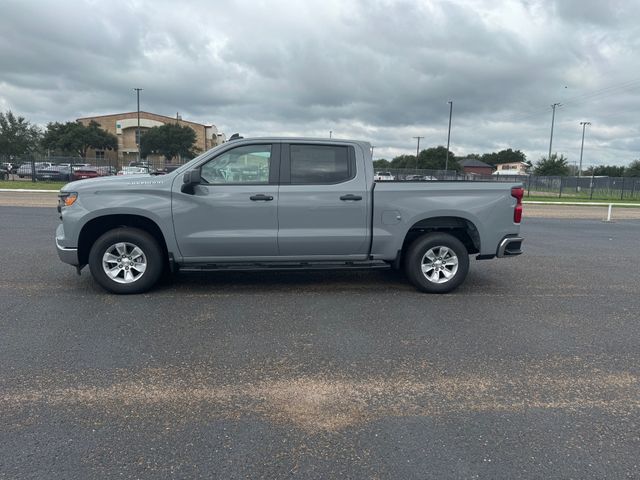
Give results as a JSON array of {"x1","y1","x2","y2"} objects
[
  {"x1": 77, "y1": 111, "x2": 226, "y2": 165},
  {"x1": 459, "y1": 158, "x2": 494, "y2": 175}
]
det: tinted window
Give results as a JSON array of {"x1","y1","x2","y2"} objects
[
  {"x1": 201, "y1": 144, "x2": 271, "y2": 184},
  {"x1": 290, "y1": 145, "x2": 352, "y2": 184}
]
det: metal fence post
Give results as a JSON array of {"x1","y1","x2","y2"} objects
[
  {"x1": 527, "y1": 174, "x2": 531, "y2": 197},
  {"x1": 558, "y1": 176, "x2": 563, "y2": 198},
  {"x1": 620, "y1": 177, "x2": 625, "y2": 200}
]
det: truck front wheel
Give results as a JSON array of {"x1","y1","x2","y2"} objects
[
  {"x1": 404, "y1": 232, "x2": 469, "y2": 293},
  {"x1": 88, "y1": 227, "x2": 163, "y2": 294}
]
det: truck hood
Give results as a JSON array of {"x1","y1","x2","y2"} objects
[{"x1": 61, "y1": 174, "x2": 174, "y2": 192}]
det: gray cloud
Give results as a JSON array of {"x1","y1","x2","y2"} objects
[{"x1": 0, "y1": 0, "x2": 639, "y2": 166}]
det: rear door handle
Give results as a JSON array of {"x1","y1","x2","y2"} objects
[
  {"x1": 340, "y1": 194, "x2": 362, "y2": 201},
  {"x1": 250, "y1": 194, "x2": 274, "y2": 201}
]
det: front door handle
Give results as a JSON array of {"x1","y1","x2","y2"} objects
[
  {"x1": 340, "y1": 194, "x2": 362, "y2": 201},
  {"x1": 250, "y1": 194, "x2": 274, "y2": 201}
]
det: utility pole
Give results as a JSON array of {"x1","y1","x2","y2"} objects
[
  {"x1": 413, "y1": 136, "x2": 424, "y2": 172},
  {"x1": 329, "y1": 130, "x2": 332, "y2": 139},
  {"x1": 134, "y1": 88, "x2": 143, "y2": 161},
  {"x1": 548, "y1": 102, "x2": 561, "y2": 160},
  {"x1": 578, "y1": 121, "x2": 591, "y2": 178},
  {"x1": 445, "y1": 100, "x2": 453, "y2": 171}
]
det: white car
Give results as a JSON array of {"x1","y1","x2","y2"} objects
[
  {"x1": 117, "y1": 166, "x2": 150, "y2": 176},
  {"x1": 374, "y1": 171, "x2": 395, "y2": 181}
]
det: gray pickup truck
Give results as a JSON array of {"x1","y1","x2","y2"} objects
[{"x1": 56, "y1": 138, "x2": 523, "y2": 294}]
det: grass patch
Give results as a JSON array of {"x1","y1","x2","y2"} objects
[{"x1": 0, "y1": 180, "x2": 65, "y2": 191}]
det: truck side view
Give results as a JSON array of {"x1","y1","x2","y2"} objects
[{"x1": 55, "y1": 138, "x2": 523, "y2": 294}]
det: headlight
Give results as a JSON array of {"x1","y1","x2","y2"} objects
[{"x1": 58, "y1": 191, "x2": 78, "y2": 207}]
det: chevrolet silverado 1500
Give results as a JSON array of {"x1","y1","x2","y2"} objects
[{"x1": 56, "y1": 138, "x2": 523, "y2": 294}]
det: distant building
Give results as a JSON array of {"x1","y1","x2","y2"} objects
[
  {"x1": 459, "y1": 158, "x2": 494, "y2": 175},
  {"x1": 77, "y1": 111, "x2": 226, "y2": 164},
  {"x1": 493, "y1": 161, "x2": 528, "y2": 175}
]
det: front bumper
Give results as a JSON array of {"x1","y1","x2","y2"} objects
[{"x1": 55, "y1": 224, "x2": 79, "y2": 266}]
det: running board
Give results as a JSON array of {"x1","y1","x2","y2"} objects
[{"x1": 178, "y1": 260, "x2": 391, "y2": 272}]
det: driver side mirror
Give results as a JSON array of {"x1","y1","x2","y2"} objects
[{"x1": 181, "y1": 168, "x2": 201, "y2": 194}]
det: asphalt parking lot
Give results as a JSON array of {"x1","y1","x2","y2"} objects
[{"x1": 1, "y1": 206, "x2": 639, "y2": 479}]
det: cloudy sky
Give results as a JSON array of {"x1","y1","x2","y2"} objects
[{"x1": 1, "y1": 0, "x2": 639, "y2": 166}]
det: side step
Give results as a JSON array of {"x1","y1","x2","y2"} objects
[{"x1": 179, "y1": 260, "x2": 391, "y2": 273}]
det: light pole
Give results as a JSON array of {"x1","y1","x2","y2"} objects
[
  {"x1": 578, "y1": 121, "x2": 591, "y2": 178},
  {"x1": 445, "y1": 100, "x2": 453, "y2": 171},
  {"x1": 548, "y1": 102, "x2": 561, "y2": 160},
  {"x1": 413, "y1": 136, "x2": 424, "y2": 173},
  {"x1": 134, "y1": 88, "x2": 143, "y2": 161},
  {"x1": 329, "y1": 130, "x2": 332, "y2": 139}
]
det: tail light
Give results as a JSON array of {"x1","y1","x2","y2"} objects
[{"x1": 511, "y1": 187, "x2": 524, "y2": 223}]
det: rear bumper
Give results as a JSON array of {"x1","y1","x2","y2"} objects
[
  {"x1": 496, "y1": 236, "x2": 524, "y2": 257},
  {"x1": 55, "y1": 224, "x2": 79, "y2": 266}
]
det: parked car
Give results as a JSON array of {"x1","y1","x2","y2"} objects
[
  {"x1": 36, "y1": 165, "x2": 72, "y2": 181},
  {"x1": 95, "y1": 166, "x2": 117, "y2": 176},
  {"x1": 1, "y1": 162, "x2": 17, "y2": 174},
  {"x1": 374, "y1": 171, "x2": 395, "y2": 181},
  {"x1": 72, "y1": 167, "x2": 100, "y2": 180},
  {"x1": 404, "y1": 174, "x2": 424, "y2": 181},
  {"x1": 17, "y1": 162, "x2": 53, "y2": 178},
  {"x1": 117, "y1": 166, "x2": 150, "y2": 175},
  {"x1": 56, "y1": 137, "x2": 524, "y2": 294}
]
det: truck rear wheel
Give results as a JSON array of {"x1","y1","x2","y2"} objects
[
  {"x1": 404, "y1": 232, "x2": 469, "y2": 293},
  {"x1": 88, "y1": 227, "x2": 163, "y2": 294}
]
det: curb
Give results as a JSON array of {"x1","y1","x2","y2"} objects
[{"x1": 0, "y1": 189, "x2": 59, "y2": 193}]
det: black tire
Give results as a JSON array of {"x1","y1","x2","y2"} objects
[
  {"x1": 88, "y1": 227, "x2": 163, "y2": 294},
  {"x1": 404, "y1": 232, "x2": 469, "y2": 293}
]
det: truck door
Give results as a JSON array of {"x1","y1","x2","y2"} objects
[
  {"x1": 277, "y1": 143, "x2": 369, "y2": 258},
  {"x1": 172, "y1": 143, "x2": 280, "y2": 260}
]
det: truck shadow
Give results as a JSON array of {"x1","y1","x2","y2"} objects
[{"x1": 156, "y1": 268, "x2": 414, "y2": 294}]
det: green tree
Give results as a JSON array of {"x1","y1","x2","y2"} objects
[
  {"x1": 0, "y1": 111, "x2": 42, "y2": 156},
  {"x1": 534, "y1": 153, "x2": 570, "y2": 176},
  {"x1": 42, "y1": 121, "x2": 117, "y2": 157},
  {"x1": 417, "y1": 146, "x2": 459, "y2": 171},
  {"x1": 481, "y1": 148, "x2": 527, "y2": 166},
  {"x1": 625, "y1": 160, "x2": 640, "y2": 177},
  {"x1": 373, "y1": 159, "x2": 390, "y2": 169},
  {"x1": 592, "y1": 165, "x2": 625, "y2": 177},
  {"x1": 140, "y1": 123, "x2": 198, "y2": 160},
  {"x1": 390, "y1": 154, "x2": 417, "y2": 169}
]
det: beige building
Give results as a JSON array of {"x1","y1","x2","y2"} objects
[
  {"x1": 493, "y1": 161, "x2": 528, "y2": 175},
  {"x1": 77, "y1": 111, "x2": 226, "y2": 165}
]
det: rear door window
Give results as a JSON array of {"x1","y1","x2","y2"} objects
[{"x1": 289, "y1": 145, "x2": 354, "y2": 184}]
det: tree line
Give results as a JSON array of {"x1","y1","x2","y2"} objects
[
  {"x1": 3, "y1": 109, "x2": 640, "y2": 175},
  {"x1": 374, "y1": 146, "x2": 640, "y2": 177},
  {"x1": 0, "y1": 110, "x2": 198, "y2": 161}
]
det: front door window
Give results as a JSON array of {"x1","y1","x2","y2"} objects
[{"x1": 201, "y1": 145, "x2": 271, "y2": 184}]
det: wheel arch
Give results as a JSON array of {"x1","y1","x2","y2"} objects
[
  {"x1": 77, "y1": 214, "x2": 169, "y2": 267},
  {"x1": 401, "y1": 216, "x2": 480, "y2": 256}
]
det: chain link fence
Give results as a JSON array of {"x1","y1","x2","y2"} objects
[
  {"x1": 0, "y1": 154, "x2": 191, "y2": 183},
  {"x1": 1, "y1": 155, "x2": 639, "y2": 200},
  {"x1": 375, "y1": 168, "x2": 640, "y2": 200}
]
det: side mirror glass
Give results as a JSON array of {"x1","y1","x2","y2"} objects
[{"x1": 181, "y1": 169, "x2": 200, "y2": 193}]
